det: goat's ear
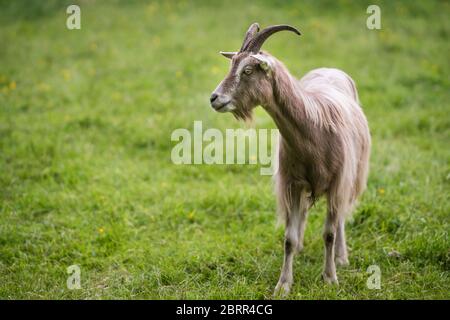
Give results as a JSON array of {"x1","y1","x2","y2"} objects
[
  {"x1": 220, "y1": 51, "x2": 237, "y2": 59},
  {"x1": 250, "y1": 53, "x2": 272, "y2": 72}
]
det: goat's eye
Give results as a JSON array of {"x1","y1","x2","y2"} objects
[{"x1": 243, "y1": 66, "x2": 253, "y2": 75}]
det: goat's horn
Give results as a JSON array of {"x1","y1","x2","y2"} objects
[
  {"x1": 240, "y1": 22, "x2": 260, "y2": 52},
  {"x1": 246, "y1": 24, "x2": 301, "y2": 53}
]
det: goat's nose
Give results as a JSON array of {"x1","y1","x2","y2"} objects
[{"x1": 210, "y1": 93, "x2": 218, "y2": 103}]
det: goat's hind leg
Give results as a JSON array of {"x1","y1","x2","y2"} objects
[
  {"x1": 322, "y1": 195, "x2": 342, "y2": 285},
  {"x1": 335, "y1": 218, "x2": 349, "y2": 266}
]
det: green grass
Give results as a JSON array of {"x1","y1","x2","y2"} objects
[{"x1": 0, "y1": 0, "x2": 449, "y2": 299}]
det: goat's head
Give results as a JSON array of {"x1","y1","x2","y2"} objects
[{"x1": 210, "y1": 23, "x2": 300, "y2": 120}]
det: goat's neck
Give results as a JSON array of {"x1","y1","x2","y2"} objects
[{"x1": 262, "y1": 61, "x2": 307, "y2": 148}]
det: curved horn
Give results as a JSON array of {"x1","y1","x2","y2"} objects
[
  {"x1": 239, "y1": 22, "x2": 260, "y2": 52},
  {"x1": 245, "y1": 24, "x2": 301, "y2": 53}
]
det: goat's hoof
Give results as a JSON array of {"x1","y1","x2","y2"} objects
[
  {"x1": 296, "y1": 244, "x2": 304, "y2": 254},
  {"x1": 273, "y1": 281, "x2": 291, "y2": 298},
  {"x1": 336, "y1": 256, "x2": 349, "y2": 266},
  {"x1": 322, "y1": 272, "x2": 339, "y2": 285}
]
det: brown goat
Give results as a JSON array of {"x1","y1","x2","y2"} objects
[{"x1": 210, "y1": 23, "x2": 371, "y2": 296}]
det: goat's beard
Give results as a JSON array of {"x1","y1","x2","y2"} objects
[{"x1": 231, "y1": 104, "x2": 254, "y2": 122}]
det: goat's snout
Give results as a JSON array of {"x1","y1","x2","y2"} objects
[
  {"x1": 210, "y1": 93, "x2": 218, "y2": 103},
  {"x1": 209, "y1": 91, "x2": 232, "y2": 112}
]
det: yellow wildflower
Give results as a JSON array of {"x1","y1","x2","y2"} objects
[
  {"x1": 152, "y1": 36, "x2": 160, "y2": 47},
  {"x1": 62, "y1": 69, "x2": 71, "y2": 81},
  {"x1": 211, "y1": 66, "x2": 220, "y2": 75},
  {"x1": 112, "y1": 92, "x2": 122, "y2": 101},
  {"x1": 37, "y1": 83, "x2": 51, "y2": 92},
  {"x1": 146, "y1": 3, "x2": 159, "y2": 16},
  {"x1": 168, "y1": 14, "x2": 178, "y2": 23}
]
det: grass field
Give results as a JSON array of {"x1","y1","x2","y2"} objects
[{"x1": 0, "y1": 0, "x2": 449, "y2": 299}]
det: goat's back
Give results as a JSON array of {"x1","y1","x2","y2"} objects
[{"x1": 299, "y1": 67, "x2": 360, "y2": 104}]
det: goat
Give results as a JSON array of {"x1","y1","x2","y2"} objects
[{"x1": 210, "y1": 23, "x2": 371, "y2": 296}]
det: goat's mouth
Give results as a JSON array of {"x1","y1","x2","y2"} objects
[{"x1": 213, "y1": 101, "x2": 232, "y2": 112}]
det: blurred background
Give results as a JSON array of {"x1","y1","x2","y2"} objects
[{"x1": 0, "y1": 0, "x2": 448, "y2": 299}]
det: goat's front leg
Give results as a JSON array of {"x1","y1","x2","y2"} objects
[{"x1": 274, "y1": 213, "x2": 299, "y2": 297}]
